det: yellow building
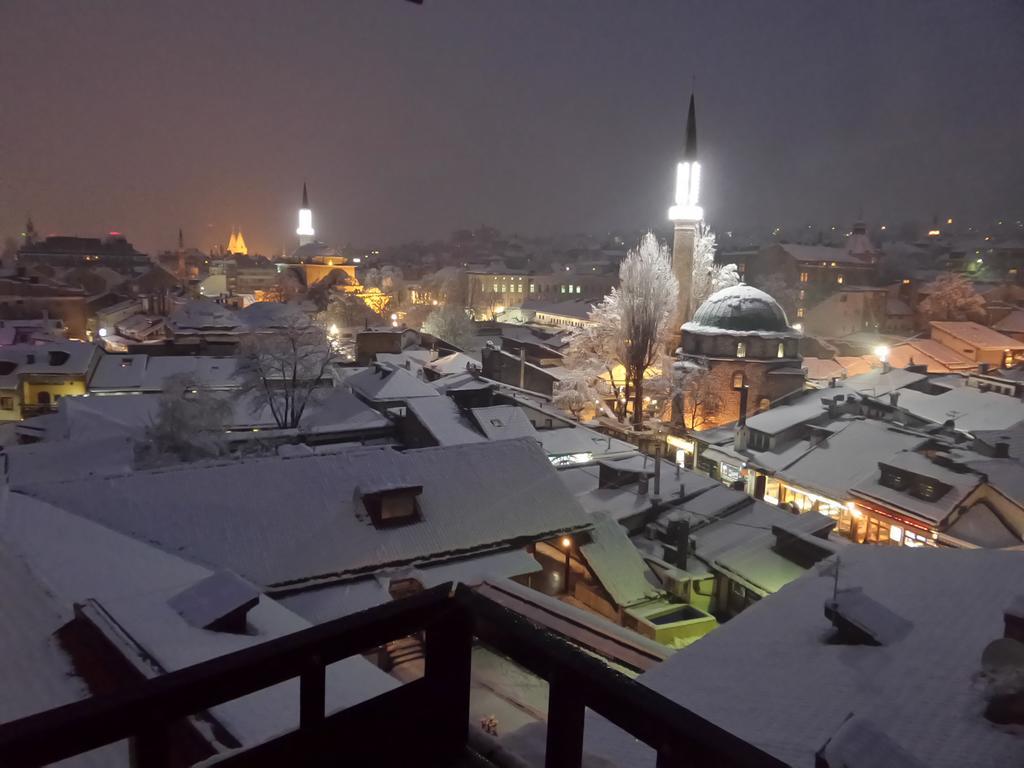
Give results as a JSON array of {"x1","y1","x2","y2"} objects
[{"x1": 0, "y1": 342, "x2": 99, "y2": 421}]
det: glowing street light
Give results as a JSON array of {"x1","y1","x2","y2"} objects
[{"x1": 873, "y1": 345, "x2": 890, "y2": 363}]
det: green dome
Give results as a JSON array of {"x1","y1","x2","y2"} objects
[{"x1": 689, "y1": 285, "x2": 791, "y2": 333}]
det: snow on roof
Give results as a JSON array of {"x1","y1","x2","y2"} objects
[
  {"x1": 578, "y1": 513, "x2": 661, "y2": 608},
  {"x1": 967, "y1": 458, "x2": 1024, "y2": 509},
  {"x1": 424, "y1": 351, "x2": 479, "y2": 377},
  {"x1": 345, "y1": 362, "x2": 441, "y2": 402},
  {"x1": 689, "y1": 284, "x2": 793, "y2": 334},
  {"x1": 168, "y1": 570, "x2": 261, "y2": 630},
  {"x1": 775, "y1": 243, "x2": 873, "y2": 265},
  {"x1": 850, "y1": 451, "x2": 982, "y2": 525},
  {"x1": 22, "y1": 439, "x2": 591, "y2": 590},
  {"x1": 89, "y1": 353, "x2": 240, "y2": 392},
  {"x1": 236, "y1": 300, "x2": 307, "y2": 330},
  {"x1": 535, "y1": 425, "x2": 636, "y2": 462},
  {"x1": 0, "y1": 492, "x2": 397, "y2": 750},
  {"x1": 166, "y1": 300, "x2": 245, "y2": 333},
  {"x1": 993, "y1": 310, "x2": 1024, "y2": 335},
  {"x1": 771, "y1": 421, "x2": 927, "y2": 502},
  {"x1": 887, "y1": 340, "x2": 975, "y2": 372},
  {"x1": 3, "y1": 435, "x2": 136, "y2": 485},
  {"x1": 470, "y1": 405, "x2": 539, "y2": 441},
  {"x1": 896, "y1": 384, "x2": 1024, "y2": 432},
  {"x1": 584, "y1": 547, "x2": 1024, "y2": 768},
  {"x1": 744, "y1": 387, "x2": 845, "y2": 435},
  {"x1": 430, "y1": 370, "x2": 492, "y2": 394},
  {"x1": 842, "y1": 367, "x2": 927, "y2": 397},
  {"x1": 930, "y1": 321, "x2": 1024, "y2": 350},
  {"x1": 0, "y1": 341, "x2": 97, "y2": 390},
  {"x1": 298, "y1": 388, "x2": 391, "y2": 435},
  {"x1": 802, "y1": 357, "x2": 847, "y2": 382},
  {"x1": 0, "y1": 537, "x2": 127, "y2": 767},
  {"x1": 944, "y1": 503, "x2": 1021, "y2": 548},
  {"x1": 404, "y1": 396, "x2": 488, "y2": 445},
  {"x1": 521, "y1": 297, "x2": 597, "y2": 320}
]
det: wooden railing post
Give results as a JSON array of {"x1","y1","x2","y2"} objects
[
  {"x1": 545, "y1": 674, "x2": 586, "y2": 768},
  {"x1": 130, "y1": 725, "x2": 170, "y2": 768},
  {"x1": 299, "y1": 654, "x2": 326, "y2": 729},
  {"x1": 424, "y1": 599, "x2": 473, "y2": 762}
]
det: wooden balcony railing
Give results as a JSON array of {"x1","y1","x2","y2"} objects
[{"x1": 0, "y1": 582, "x2": 789, "y2": 768}]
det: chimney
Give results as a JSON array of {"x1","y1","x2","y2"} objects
[
  {"x1": 519, "y1": 347, "x2": 526, "y2": 389},
  {"x1": 980, "y1": 362, "x2": 990, "y2": 374},
  {"x1": 882, "y1": 359, "x2": 891, "y2": 374},
  {"x1": 737, "y1": 384, "x2": 750, "y2": 427},
  {"x1": 1005, "y1": 597, "x2": 1024, "y2": 642},
  {"x1": 653, "y1": 443, "x2": 662, "y2": 496},
  {"x1": 637, "y1": 474, "x2": 649, "y2": 496},
  {"x1": 889, "y1": 391, "x2": 900, "y2": 408},
  {"x1": 995, "y1": 441, "x2": 1010, "y2": 459},
  {"x1": 674, "y1": 519, "x2": 690, "y2": 571}
]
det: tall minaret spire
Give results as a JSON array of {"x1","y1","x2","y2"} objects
[
  {"x1": 296, "y1": 182, "x2": 315, "y2": 246},
  {"x1": 669, "y1": 86, "x2": 705, "y2": 332}
]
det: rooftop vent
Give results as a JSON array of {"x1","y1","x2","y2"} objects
[
  {"x1": 824, "y1": 587, "x2": 913, "y2": 646},
  {"x1": 816, "y1": 714, "x2": 927, "y2": 768},
  {"x1": 168, "y1": 570, "x2": 260, "y2": 634}
]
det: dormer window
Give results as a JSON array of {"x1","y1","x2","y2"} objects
[
  {"x1": 358, "y1": 483, "x2": 423, "y2": 528},
  {"x1": 736, "y1": 341, "x2": 747, "y2": 359}
]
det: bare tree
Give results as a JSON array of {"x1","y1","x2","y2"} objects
[
  {"x1": 237, "y1": 315, "x2": 333, "y2": 429},
  {"x1": 421, "y1": 305, "x2": 476, "y2": 350},
  {"x1": 146, "y1": 374, "x2": 230, "y2": 462},
  {"x1": 919, "y1": 273, "x2": 987, "y2": 322}
]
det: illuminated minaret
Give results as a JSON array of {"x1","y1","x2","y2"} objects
[
  {"x1": 296, "y1": 182, "x2": 315, "y2": 246},
  {"x1": 668, "y1": 90, "x2": 703, "y2": 327}
]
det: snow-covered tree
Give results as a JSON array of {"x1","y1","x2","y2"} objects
[
  {"x1": 421, "y1": 305, "x2": 476, "y2": 350},
  {"x1": 691, "y1": 225, "x2": 739, "y2": 307},
  {"x1": 672, "y1": 358, "x2": 722, "y2": 431},
  {"x1": 146, "y1": 374, "x2": 230, "y2": 462},
  {"x1": 237, "y1": 315, "x2": 333, "y2": 429},
  {"x1": 552, "y1": 372, "x2": 600, "y2": 420},
  {"x1": 563, "y1": 298, "x2": 625, "y2": 418},
  {"x1": 919, "y1": 273, "x2": 987, "y2": 322},
  {"x1": 421, "y1": 267, "x2": 467, "y2": 307}
]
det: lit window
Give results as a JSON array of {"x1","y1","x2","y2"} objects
[
  {"x1": 797, "y1": 307, "x2": 805, "y2": 318},
  {"x1": 529, "y1": 283, "x2": 535, "y2": 292},
  {"x1": 575, "y1": 285, "x2": 581, "y2": 294},
  {"x1": 837, "y1": 274, "x2": 844, "y2": 284},
  {"x1": 560, "y1": 285, "x2": 566, "y2": 293},
  {"x1": 777, "y1": 342, "x2": 785, "y2": 358},
  {"x1": 799, "y1": 290, "x2": 805, "y2": 300},
  {"x1": 800, "y1": 272, "x2": 809, "y2": 283},
  {"x1": 732, "y1": 371, "x2": 745, "y2": 388},
  {"x1": 736, "y1": 341, "x2": 746, "y2": 358}
]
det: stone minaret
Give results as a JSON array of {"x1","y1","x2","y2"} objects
[
  {"x1": 296, "y1": 182, "x2": 315, "y2": 246},
  {"x1": 668, "y1": 91, "x2": 704, "y2": 328}
]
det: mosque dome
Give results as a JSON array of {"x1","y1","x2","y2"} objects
[{"x1": 687, "y1": 284, "x2": 792, "y2": 334}]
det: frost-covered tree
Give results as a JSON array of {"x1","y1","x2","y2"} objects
[
  {"x1": 146, "y1": 374, "x2": 230, "y2": 462},
  {"x1": 237, "y1": 315, "x2": 333, "y2": 429},
  {"x1": 563, "y1": 298, "x2": 625, "y2": 418},
  {"x1": 421, "y1": 305, "x2": 476, "y2": 350},
  {"x1": 672, "y1": 358, "x2": 722, "y2": 431},
  {"x1": 691, "y1": 225, "x2": 740, "y2": 307},
  {"x1": 919, "y1": 273, "x2": 987, "y2": 322},
  {"x1": 552, "y1": 372, "x2": 600, "y2": 420},
  {"x1": 619, "y1": 233, "x2": 679, "y2": 428}
]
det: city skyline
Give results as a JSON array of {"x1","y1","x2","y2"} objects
[{"x1": 2, "y1": 1, "x2": 1023, "y2": 255}]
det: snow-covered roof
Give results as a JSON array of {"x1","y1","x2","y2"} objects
[
  {"x1": 887, "y1": 340, "x2": 975, "y2": 372},
  {"x1": 404, "y1": 396, "x2": 488, "y2": 445},
  {"x1": 842, "y1": 367, "x2": 927, "y2": 396},
  {"x1": 423, "y1": 351, "x2": 479, "y2": 377},
  {"x1": 3, "y1": 435, "x2": 136, "y2": 485},
  {"x1": 944, "y1": 503, "x2": 1022, "y2": 548},
  {"x1": 166, "y1": 299, "x2": 245, "y2": 333},
  {"x1": 0, "y1": 492, "x2": 397, "y2": 751},
  {"x1": 21, "y1": 439, "x2": 591, "y2": 590},
  {"x1": 0, "y1": 342, "x2": 97, "y2": 390},
  {"x1": 578, "y1": 513, "x2": 660, "y2": 607},
  {"x1": 89, "y1": 353, "x2": 240, "y2": 392},
  {"x1": 744, "y1": 386, "x2": 846, "y2": 435},
  {"x1": 896, "y1": 383, "x2": 1024, "y2": 433},
  {"x1": 469, "y1": 405, "x2": 539, "y2": 441},
  {"x1": 993, "y1": 310, "x2": 1024, "y2": 335},
  {"x1": 345, "y1": 362, "x2": 441, "y2": 402},
  {"x1": 583, "y1": 547, "x2": 1024, "y2": 768},
  {"x1": 775, "y1": 243, "x2": 874, "y2": 266},
  {"x1": 930, "y1": 321, "x2": 1024, "y2": 350}
]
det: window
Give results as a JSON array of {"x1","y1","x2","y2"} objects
[
  {"x1": 736, "y1": 341, "x2": 747, "y2": 358},
  {"x1": 732, "y1": 371, "x2": 745, "y2": 388},
  {"x1": 748, "y1": 431, "x2": 770, "y2": 451},
  {"x1": 799, "y1": 290, "x2": 805, "y2": 300},
  {"x1": 575, "y1": 285, "x2": 582, "y2": 294},
  {"x1": 36, "y1": 392, "x2": 51, "y2": 405},
  {"x1": 529, "y1": 283, "x2": 535, "y2": 292},
  {"x1": 758, "y1": 397, "x2": 771, "y2": 411},
  {"x1": 360, "y1": 486, "x2": 424, "y2": 529},
  {"x1": 796, "y1": 307, "x2": 805, "y2": 318},
  {"x1": 560, "y1": 285, "x2": 566, "y2": 294},
  {"x1": 800, "y1": 272, "x2": 809, "y2": 283},
  {"x1": 837, "y1": 274, "x2": 844, "y2": 284},
  {"x1": 0, "y1": 397, "x2": 12, "y2": 410},
  {"x1": 880, "y1": 467, "x2": 908, "y2": 490},
  {"x1": 776, "y1": 342, "x2": 785, "y2": 358}
]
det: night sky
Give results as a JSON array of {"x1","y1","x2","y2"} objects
[{"x1": 2, "y1": 1, "x2": 1022, "y2": 255}]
